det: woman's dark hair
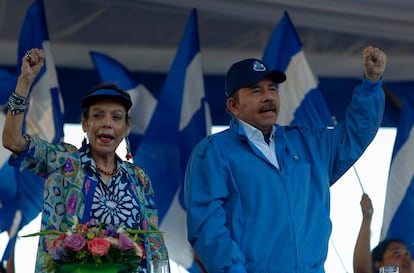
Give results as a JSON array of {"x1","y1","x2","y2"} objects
[{"x1": 371, "y1": 238, "x2": 407, "y2": 273}]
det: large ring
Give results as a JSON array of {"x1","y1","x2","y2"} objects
[{"x1": 24, "y1": 49, "x2": 32, "y2": 60}]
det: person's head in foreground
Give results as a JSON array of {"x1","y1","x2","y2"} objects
[
  {"x1": 371, "y1": 239, "x2": 413, "y2": 273},
  {"x1": 225, "y1": 58, "x2": 286, "y2": 137},
  {"x1": 80, "y1": 83, "x2": 132, "y2": 161}
]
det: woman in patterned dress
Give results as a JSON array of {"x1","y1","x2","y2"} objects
[{"x1": 2, "y1": 48, "x2": 168, "y2": 273}]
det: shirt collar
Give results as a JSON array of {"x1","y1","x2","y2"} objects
[
  {"x1": 238, "y1": 119, "x2": 276, "y2": 144},
  {"x1": 80, "y1": 143, "x2": 127, "y2": 174}
]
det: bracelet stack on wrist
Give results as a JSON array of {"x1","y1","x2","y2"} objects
[{"x1": 8, "y1": 92, "x2": 30, "y2": 116}]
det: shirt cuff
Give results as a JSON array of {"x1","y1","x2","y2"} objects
[
  {"x1": 362, "y1": 76, "x2": 383, "y2": 94},
  {"x1": 8, "y1": 134, "x2": 34, "y2": 167}
]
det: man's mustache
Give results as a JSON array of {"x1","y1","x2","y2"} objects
[{"x1": 258, "y1": 102, "x2": 277, "y2": 113}]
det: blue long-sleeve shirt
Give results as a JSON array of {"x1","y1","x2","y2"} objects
[{"x1": 184, "y1": 78, "x2": 385, "y2": 273}]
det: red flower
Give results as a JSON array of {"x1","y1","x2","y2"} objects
[
  {"x1": 52, "y1": 234, "x2": 66, "y2": 249},
  {"x1": 87, "y1": 237, "x2": 111, "y2": 256}
]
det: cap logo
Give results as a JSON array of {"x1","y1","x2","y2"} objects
[{"x1": 252, "y1": 61, "x2": 266, "y2": 72}]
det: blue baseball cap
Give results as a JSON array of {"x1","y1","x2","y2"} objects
[
  {"x1": 225, "y1": 58, "x2": 286, "y2": 97},
  {"x1": 81, "y1": 88, "x2": 132, "y2": 110}
]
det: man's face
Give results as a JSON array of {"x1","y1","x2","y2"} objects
[{"x1": 227, "y1": 78, "x2": 280, "y2": 135}]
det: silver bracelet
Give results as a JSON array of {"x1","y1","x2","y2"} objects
[{"x1": 8, "y1": 92, "x2": 29, "y2": 116}]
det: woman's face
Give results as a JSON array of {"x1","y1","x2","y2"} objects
[
  {"x1": 377, "y1": 242, "x2": 413, "y2": 273},
  {"x1": 82, "y1": 100, "x2": 130, "y2": 159}
]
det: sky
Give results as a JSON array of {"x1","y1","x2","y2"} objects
[
  {"x1": 0, "y1": 125, "x2": 397, "y2": 273},
  {"x1": 326, "y1": 127, "x2": 396, "y2": 273}
]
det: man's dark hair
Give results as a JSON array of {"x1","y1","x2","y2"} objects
[{"x1": 371, "y1": 238, "x2": 407, "y2": 273}]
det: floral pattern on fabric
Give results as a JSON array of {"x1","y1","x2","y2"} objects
[
  {"x1": 9, "y1": 135, "x2": 168, "y2": 273},
  {"x1": 90, "y1": 171, "x2": 142, "y2": 229}
]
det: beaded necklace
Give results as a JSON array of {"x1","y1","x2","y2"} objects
[{"x1": 96, "y1": 165, "x2": 117, "y2": 176}]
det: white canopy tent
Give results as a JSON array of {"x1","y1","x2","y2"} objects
[{"x1": 0, "y1": 0, "x2": 414, "y2": 80}]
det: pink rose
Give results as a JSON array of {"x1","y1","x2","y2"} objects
[
  {"x1": 87, "y1": 237, "x2": 111, "y2": 256},
  {"x1": 64, "y1": 233, "x2": 86, "y2": 252},
  {"x1": 118, "y1": 233, "x2": 135, "y2": 251}
]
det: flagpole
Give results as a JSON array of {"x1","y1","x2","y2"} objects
[
  {"x1": 329, "y1": 239, "x2": 349, "y2": 273},
  {"x1": 353, "y1": 165, "x2": 365, "y2": 193}
]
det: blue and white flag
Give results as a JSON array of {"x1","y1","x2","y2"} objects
[
  {"x1": 0, "y1": 68, "x2": 17, "y2": 206},
  {"x1": 380, "y1": 97, "x2": 414, "y2": 254},
  {"x1": 0, "y1": 69, "x2": 17, "y2": 105},
  {"x1": 0, "y1": 68, "x2": 19, "y2": 264},
  {"x1": 18, "y1": 0, "x2": 64, "y2": 143},
  {"x1": 0, "y1": 95, "x2": 17, "y2": 212},
  {"x1": 90, "y1": 51, "x2": 157, "y2": 153},
  {"x1": 134, "y1": 9, "x2": 211, "y2": 269},
  {"x1": 0, "y1": 0, "x2": 64, "y2": 262},
  {"x1": 263, "y1": 12, "x2": 333, "y2": 127}
]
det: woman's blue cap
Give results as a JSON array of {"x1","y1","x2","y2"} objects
[
  {"x1": 225, "y1": 58, "x2": 286, "y2": 97},
  {"x1": 81, "y1": 88, "x2": 132, "y2": 110}
]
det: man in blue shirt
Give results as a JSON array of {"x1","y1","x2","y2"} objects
[{"x1": 185, "y1": 46, "x2": 387, "y2": 273}]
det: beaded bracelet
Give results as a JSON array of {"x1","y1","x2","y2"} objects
[{"x1": 8, "y1": 92, "x2": 30, "y2": 116}]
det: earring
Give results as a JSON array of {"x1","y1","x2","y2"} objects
[
  {"x1": 81, "y1": 133, "x2": 88, "y2": 149},
  {"x1": 125, "y1": 136, "x2": 133, "y2": 160}
]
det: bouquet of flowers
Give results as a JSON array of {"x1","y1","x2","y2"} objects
[{"x1": 23, "y1": 218, "x2": 160, "y2": 273}]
